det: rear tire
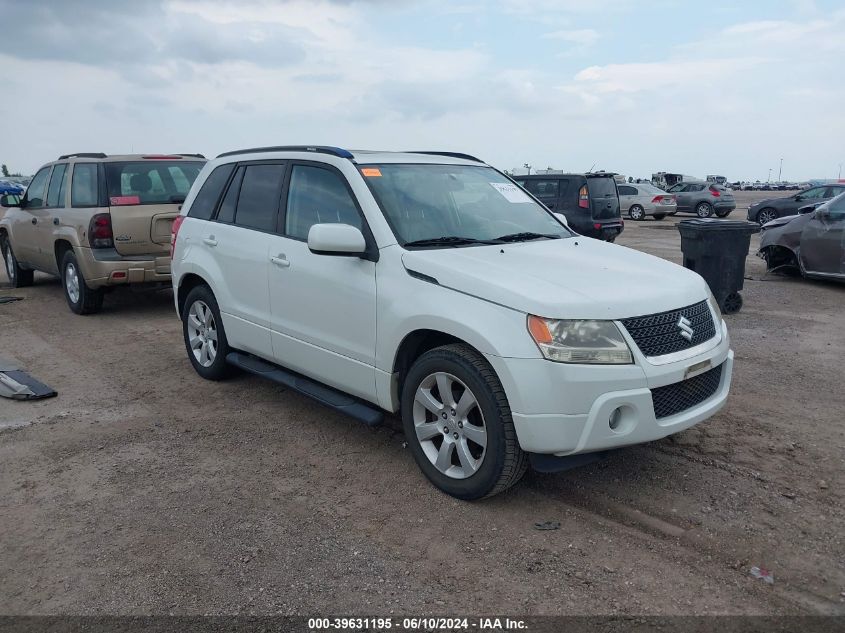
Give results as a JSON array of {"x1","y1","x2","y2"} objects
[
  {"x1": 628, "y1": 205, "x2": 645, "y2": 221},
  {"x1": 182, "y1": 284, "x2": 232, "y2": 381},
  {"x1": 715, "y1": 209, "x2": 732, "y2": 218},
  {"x1": 400, "y1": 344, "x2": 527, "y2": 500},
  {"x1": 653, "y1": 214, "x2": 666, "y2": 221},
  {"x1": 61, "y1": 250, "x2": 103, "y2": 314},
  {"x1": 696, "y1": 202, "x2": 714, "y2": 218},
  {"x1": 1, "y1": 236, "x2": 34, "y2": 288}
]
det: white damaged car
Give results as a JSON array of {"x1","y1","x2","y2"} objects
[{"x1": 171, "y1": 147, "x2": 733, "y2": 499}]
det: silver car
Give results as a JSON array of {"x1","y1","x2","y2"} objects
[{"x1": 617, "y1": 183, "x2": 677, "y2": 220}]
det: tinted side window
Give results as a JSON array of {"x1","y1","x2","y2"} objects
[
  {"x1": 188, "y1": 164, "x2": 235, "y2": 220},
  {"x1": 285, "y1": 165, "x2": 362, "y2": 240},
  {"x1": 217, "y1": 166, "x2": 244, "y2": 224},
  {"x1": 25, "y1": 167, "x2": 51, "y2": 207},
  {"x1": 234, "y1": 164, "x2": 284, "y2": 232},
  {"x1": 534, "y1": 180, "x2": 559, "y2": 198},
  {"x1": 46, "y1": 164, "x2": 68, "y2": 208},
  {"x1": 617, "y1": 185, "x2": 637, "y2": 196},
  {"x1": 71, "y1": 163, "x2": 99, "y2": 207}
]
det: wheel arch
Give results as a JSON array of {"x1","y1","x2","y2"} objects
[
  {"x1": 176, "y1": 272, "x2": 211, "y2": 318},
  {"x1": 389, "y1": 328, "x2": 499, "y2": 413},
  {"x1": 54, "y1": 239, "x2": 75, "y2": 271}
]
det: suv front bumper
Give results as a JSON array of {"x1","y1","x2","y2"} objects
[
  {"x1": 486, "y1": 320, "x2": 732, "y2": 456},
  {"x1": 78, "y1": 247, "x2": 172, "y2": 288}
]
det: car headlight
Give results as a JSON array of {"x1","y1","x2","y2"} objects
[
  {"x1": 707, "y1": 289, "x2": 723, "y2": 323},
  {"x1": 527, "y1": 316, "x2": 633, "y2": 364}
]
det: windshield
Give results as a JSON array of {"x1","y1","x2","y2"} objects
[
  {"x1": 105, "y1": 161, "x2": 204, "y2": 205},
  {"x1": 360, "y1": 164, "x2": 572, "y2": 247}
]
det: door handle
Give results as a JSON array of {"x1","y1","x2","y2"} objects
[
  {"x1": 53, "y1": 218, "x2": 60, "y2": 226},
  {"x1": 270, "y1": 254, "x2": 290, "y2": 268},
  {"x1": 31, "y1": 218, "x2": 37, "y2": 225},
  {"x1": 202, "y1": 236, "x2": 218, "y2": 247}
]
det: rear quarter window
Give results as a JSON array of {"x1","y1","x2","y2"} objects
[{"x1": 187, "y1": 164, "x2": 235, "y2": 220}]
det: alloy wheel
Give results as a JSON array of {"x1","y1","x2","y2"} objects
[
  {"x1": 65, "y1": 262, "x2": 80, "y2": 304},
  {"x1": 412, "y1": 372, "x2": 487, "y2": 479},
  {"x1": 187, "y1": 300, "x2": 218, "y2": 368},
  {"x1": 758, "y1": 209, "x2": 777, "y2": 225},
  {"x1": 5, "y1": 249, "x2": 15, "y2": 282}
]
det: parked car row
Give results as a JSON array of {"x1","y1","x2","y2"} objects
[
  {"x1": 731, "y1": 181, "x2": 806, "y2": 191},
  {"x1": 1, "y1": 146, "x2": 734, "y2": 500}
]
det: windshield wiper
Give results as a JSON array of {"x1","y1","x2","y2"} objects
[
  {"x1": 403, "y1": 236, "x2": 502, "y2": 248},
  {"x1": 493, "y1": 232, "x2": 561, "y2": 243}
]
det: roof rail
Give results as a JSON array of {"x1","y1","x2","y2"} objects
[
  {"x1": 407, "y1": 151, "x2": 485, "y2": 163},
  {"x1": 58, "y1": 152, "x2": 107, "y2": 160},
  {"x1": 178, "y1": 153, "x2": 206, "y2": 159},
  {"x1": 217, "y1": 146, "x2": 354, "y2": 160}
]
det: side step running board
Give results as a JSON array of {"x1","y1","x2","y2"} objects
[{"x1": 226, "y1": 352, "x2": 384, "y2": 427}]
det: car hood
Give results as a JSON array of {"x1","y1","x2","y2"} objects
[
  {"x1": 762, "y1": 214, "x2": 798, "y2": 230},
  {"x1": 400, "y1": 238, "x2": 709, "y2": 320},
  {"x1": 751, "y1": 196, "x2": 791, "y2": 208}
]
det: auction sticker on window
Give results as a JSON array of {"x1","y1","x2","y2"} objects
[{"x1": 489, "y1": 182, "x2": 532, "y2": 203}]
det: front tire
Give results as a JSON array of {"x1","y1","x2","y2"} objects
[
  {"x1": 1, "y1": 236, "x2": 34, "y2": 288},
  {"x1": 182, "y1": 285, "x2": 232, "y2": 380},
  {"x1": 653, "y1": 214, "x2": 666, "y2": 221},
  {"x1": 696, "y1": 202, "x2": 714, "y2": 218},
  {"x1": 715, "y1": 209, "x2": 732, "y2": 218},
  {"x1": 756, "y1": 208, "x2": 777, "y2": 225},
  {"x1": 400, "y1": 344, "x2": 527, "y2": 500},
  {"x1": 61, "y1": 250, "x2": 103, "y2": 314}
]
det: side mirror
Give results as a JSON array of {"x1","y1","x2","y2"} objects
[
  {"x1": 553, "y1": 212, "x2": 569, "y2": 227},
  {"x1": 0, "y1": 194, "x2": 21, "y2": 207},
  {"x1": 307, "y1": 223, "x2": 366, "y2": 256},
  {"x1": 798, "y1": 204, "x2": 817, "y2": 215}
]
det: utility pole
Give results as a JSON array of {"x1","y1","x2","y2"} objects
[
  {"x1": 768, "y1": 168, "x2": 772, "y2": 183},
  {"x1": 778, "y1": 158, "x2": 783, "y2": 182},
  {"x1": 523, "y1": 163, "x2": 532, "y2": 175}
]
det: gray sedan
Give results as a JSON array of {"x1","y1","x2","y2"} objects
[{"x1": 617, "y1": 183, "x2": 677, "y2": 220}]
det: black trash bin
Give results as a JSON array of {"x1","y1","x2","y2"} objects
[{"x1": 677, "y1": 219, "x2": 760, "y2": 314}]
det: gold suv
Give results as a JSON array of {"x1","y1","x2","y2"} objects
[{"x1": 0, "y1": 153, "x2": 205, "y2": 314}]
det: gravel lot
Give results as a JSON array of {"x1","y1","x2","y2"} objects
[{"x1": 1, "y1": 191, "x2": 843, "y2": 616}]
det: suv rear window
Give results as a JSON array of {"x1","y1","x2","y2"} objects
[
  {"x1": 105, "y1": 161, "x2": 203, "y2": 206},
  {"x1": 586, "y1": 177, "x2": 617, "y2": 198}
]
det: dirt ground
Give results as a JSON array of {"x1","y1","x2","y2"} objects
[{"x1": 1, "y1": 191, "x2": 843, "y2": 616}]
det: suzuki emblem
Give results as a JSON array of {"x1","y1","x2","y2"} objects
[{"x1": 677, "y1": 316, "x2": 694, "y2": 342}]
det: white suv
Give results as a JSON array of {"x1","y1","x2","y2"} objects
[{"x1": 171, "y1": 146, "x2": 733, "y2": 499}]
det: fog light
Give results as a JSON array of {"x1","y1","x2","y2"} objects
[{"x1": 609, "y1": 408, "x2": 623, "y2": 431}]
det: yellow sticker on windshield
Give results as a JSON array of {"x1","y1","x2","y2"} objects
[{"x1": 362, "y1": 168, "x2": 382, "y2": 177}]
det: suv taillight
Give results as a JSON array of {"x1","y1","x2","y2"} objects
[
  {"x1": 578, "y1": 185, "x2": 590, "y2": 209},
  {"x1": 171, "y1": 215, "x2": 185, "y2": 257},
  {"x1": 88, "y1": 213, "x2": 113, "y2": 249},
  {"x1": 710, "y1": 186, "x2": 721, "y2": 197}
]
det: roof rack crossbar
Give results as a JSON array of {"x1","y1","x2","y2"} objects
[
  {"x1": 216, "y1": 146, "x2": 354, "y2": 160},
  {"x1": 407, "y1": 151, "x2": 484, "y2": 163},
  {"x1": 58, "y1": 152, "x2": 107, "y2": 160}
]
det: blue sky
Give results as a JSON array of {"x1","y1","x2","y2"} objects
[{"x1": 1, "y1": 0, "x2": 842, "y2": 181}]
